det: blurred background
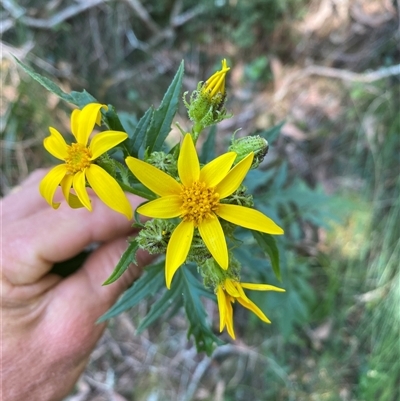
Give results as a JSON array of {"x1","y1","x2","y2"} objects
[{"x1": 1, "y1": 0, "x2": 399, "y2": 400}]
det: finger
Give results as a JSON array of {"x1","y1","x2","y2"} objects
[
  {"x1": 1, "y1": 169, "x2": 50, "y2": 223},
  {"x1": 3, "y1": 195, "x2": 142, "y2": 285}
]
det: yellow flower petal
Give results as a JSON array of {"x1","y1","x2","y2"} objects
[
  {"x1": 199, "y1": 152, "x2": 236, "y2": 187},
  {"x1": 89, "y1": 131, "x2": 128, "y2": 160},
  {"x1": 39, "y1": 164, "x2": 67, "y2": 209},
  {"x1": 43, "y1": 127, "x2": 68, "y2": 160},
  {"x1": 216, "y1": 286, "x2": 227, "y2": 332},
  {"x1": 216, "y1": 152, "x2": 254, "y2": 199},
  {"x1": 178, "y1": 134, "x2": 200, "y2": 187},
  {"x1": 225, "y1": 296, "x2": 236, "y2": 339},
  {"x1": 60, "y1": 174, "x2": 75, "y2": 206},
  {"x1": 137, "y1": 195, "x2": 182, "y2": 218},
  {"x1": 224, "y1": 279, "x2": 241, "y2": 297},
  {"x1": 217, "y1": 204, "x2": 284, "y2": 235},
  {"x1": 240, "y1": 283, "x2": 285, "y2": 292},
  {"x1": 70, "y1": 109, "x2": 80, "y2": 140},
  {"x1": 165, "y1": 220, "x2": 194, "y2": 288},
  {"x1": 86, "y1": 164, "x2": 132, "y2": 219},
  {"x1": 75, "y1": 103, "x2": 106, "y2": 146},
  {"x1": 73, "y1": 170, "x2": 91, "y2": 211},
  {"x1": 126, "y1": 156, "x2": 182, "y2": 196},
  {"x1": 198, "y1": 216, "x2": 228, "y2": 269},
  {"x1": 236, "y1": 296, "x2": 271, "y2": 324}
]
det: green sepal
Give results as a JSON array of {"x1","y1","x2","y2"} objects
[
  {"x1": 97, "y1": 261, "x2": 165, "y2": 322},
  {"x1": 146, "y1": 61, "x2": 184, "y2": 153},
  {"x1": 102, "y1": 240, "x2": 139, "y2": 285},
  {"x1": 14, "y1": 57, "x2": 97, "y2": 107},
  {"x1": 180, "y1": 267, "x2": 223, "y2": 355},
  {"x1": 252, "y1": 231, "x2": 281, "y2": 281}
]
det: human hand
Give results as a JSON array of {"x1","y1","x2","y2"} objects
[{"x1": 1, "y1": 169, "x2": 153, "y2": 401}]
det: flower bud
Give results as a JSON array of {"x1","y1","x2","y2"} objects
[
  {"x1": 229, "y1": 135, "x2": 269, "y2": 169},
  {"x1": 136, "y1": 219, "x2": 175, "y2": 254}
]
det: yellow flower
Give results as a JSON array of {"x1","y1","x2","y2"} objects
[
  {"x1": 39, "y1": 103, "x2": 132, "y2": 219},
  {"x1": 125, "y1": 133, "x2": 283, "y2": 288},
  {"x1": 216, "y1": 278, "x2": 285, "y2": 339},
  {"x1": 202, "y1": 59, "x2": 230, "y2": 99}
]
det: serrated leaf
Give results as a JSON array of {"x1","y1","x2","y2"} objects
[
  {"x1": 180, "y1": 268, "x2": 223, "y2": 355},
  {"x1": 137, "y1": 279, "x2": 182, "y2": 333},
  {"x1": 102, "y1": 241, "x2": 139, "y2": 285},
  {"x1": 146, "y1": 61, "x2": 184, "y2": 153},
  {"x1": 200, "y1": 125, "x2": 217, "y2": 164},
  {"x1": 252, "y1": 231, "x2": 281, "y2": 281},
  {"x1": 127, "y1": 106, "x2": 153, "y2": 157},
  {"x1": 97, "y1": 261, "x2": 165, "y2": 322}
]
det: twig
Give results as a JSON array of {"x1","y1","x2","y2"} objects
[
  {"x1": 124, "y1": 0, "x2": 160, "y2": 34},
  {"x1": 275, "y1": 63, "x2": 400, "y2": 101},
  {"x1": 17, "y1": 0, "x2": 105, "y2": 29}
]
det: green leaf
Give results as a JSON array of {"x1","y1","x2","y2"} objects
[
  {"x1": 127, "y1": 106, "x2": 154, "y2": 157},
  {"x1": 259, "y1": 121, "x2": 285, "y2": 145},
  {"x1": 137, "y1": 279, "x2": 182, "y2": 333},
  {"x1": 103, "y1": 104, "x2": 126, "y2": 132},
  {"x1": 146, "y1": 61, "x2": 184, "y2": 153},
  {"x1": 180, "y1": 267, "x2": 223, "y2": 355},
  {"x1": 102, "y1": 241, "x2": 139, "y2": 285},
  {"x1": 14, "y1": 57, "x2": 96, "y2": 107},
  {"x1": 252, "y1": 231, "x2": 281, "y2": 281},
  {"x1": 97, "y1": 261, "x2": 165, "y2": 322},
  {"x1": 200, "y1": 125, "x2": 217, "y2": 164}
]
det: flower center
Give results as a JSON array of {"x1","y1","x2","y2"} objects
[
  {"x1": 65, "y1": 143, "x2": 92, "y2": 173},
  {"x1": 180, "y1": 181, "x2": 220, "y2": 225}
]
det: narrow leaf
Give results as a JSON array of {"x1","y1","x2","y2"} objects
[
  {"x1": 102, "y1": 241, "x2": 139, "y2": 285},
  {"x1": 259, "y1": 121, "x2": 285, "y2": 145},
  {"x1": 200, "y1": 125, "x2": 217, "y2": 164},
  {"x1": 146, "y1": 61, "x2": 184, "y2": 153},
  {"x1": 127, "y1": 107, "x2": 154, "y2": 157},
  {"x1": 252, "y1": 231, "x2": 281, "y2": 281},
  {"x1": 97, "y1": 261, "x2": 165, "y2": 322}
]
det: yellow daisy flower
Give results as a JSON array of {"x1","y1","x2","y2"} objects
[
  {"x1": 39, "y1": 103, "x2": 132, "y2": 219},
  {"x1": 216, "y1": 278, "x2": 285, "y2": 339},
  {"x1": 202, "y1": 58, "x2": 230, "y2": 99},
  {"x1": 125, "y1": 133, "x2": 283, "y2": 288}
]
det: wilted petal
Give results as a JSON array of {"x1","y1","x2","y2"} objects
[
  {"x1": 39, "y1": 164, "x2": 67, "y2": 209},
  {"x1": 85, "y1": 164, "x2": 132, "y2": 219},
  {"x1": 199, "y1": 152, "x2": 236, "y2": 187},
  {"x1": 217, "y1": 204, "x2": 284, "y2": 235},
  {"x1": 165, "y1": 220, "x2": 194, "y2": 288},
  {"x1": 224, "y1": 279, "x2": 241, "y2": 297},
  {"x1": 216, "y1": 286, "x2": 227, "y2": 332},
  {"x1": 44, "y1": 127, "x2": 68, "y2": 160},
  {"x1": 178, "y1": 134, "x2": 200, "y2": 187},
  {"x1": 198, "y1": 216, "x2": 228, "y2": 269},
  {"x1": 137, "y1": 195, "x2": 182, "y2": 218},
  {"x1": 89, "y1": 131, "x2": 128, "y2": 160},
  {"x1": 73, "y1": 170, "x2": 91, "y2": 211},
  {"x1": 240, "y1": 283, "x2": 285, "y2": 292},
  {"x1": 75, "y1": 103, "x2": 106, "y2": 146},
  {"x1": 236, "y1": 296, "x2": 271, "y2": 323},
  {"x1": 225, "y1": 296, "x2": 236, "y2": 339},
  {"x1": 126, "y1": 156, "x2": 182, "y2": 196},
  {"x1": 216, "y1": 153, "x2": 254, "y2": 199}
]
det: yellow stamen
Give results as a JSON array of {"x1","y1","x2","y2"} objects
[
  {"x1": 180, "y1": 181, "x2": 220, "y2": 225},
  {"x1": 65, "y1": 143, "x2": 92, "y2": 173}
]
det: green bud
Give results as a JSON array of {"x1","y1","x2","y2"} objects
[
  {"x1": 136, "y1": 219, "x2": 175, "y2": 254},
  {"x1": 144, "y1": 151, "x2": 178, "y2": 177},
  {"x1": 186, "y1": 230, "x2": 212, "y2": 264},
  {"x1": 229, "y1": 135, "x2": 269, "y2": 169},
  {"x1": 221, "y1": 185, "x2": 254, "y2": 208},
  {"x1": 199, "y1": 254, "x2": 241, "y2": 289}
]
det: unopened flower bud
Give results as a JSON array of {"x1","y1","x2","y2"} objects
[
  {"x1": 136, "y1": 219, "x2": 175, "y2": 254},
  {"x1": 229, "y1": 135, "x2": 269, "y2": 169},
  {"x1": 145, "y1": 151, "x2": 178, "y2": 177}
]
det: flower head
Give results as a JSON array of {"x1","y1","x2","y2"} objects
[
  {"x1": 39, "y1": 103, "x2": 132, "y2": 219},
  {"x1": 126, "y1": 133, "x2": 283, "y2": 288},
  {"x1": 216, "y1": 278, "x2": 285, "y2": 339},
  {"x1": 201, "y1": 59, "x2": 230, "y2": 102}
]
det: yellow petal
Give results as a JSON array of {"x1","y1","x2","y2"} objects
[
  {"x1": 217, "y1": 204, "x2": 284, "y2": 235},
  {"x1": 236, "y1": 296, "x2": 271, "y2": 324},
  {"x1": 199, "y1": 152, "x2": 236, "y2": 187},
  {"x1": 60, "y1": 174, "x2": 74, "y2": 206},
  {"x1": 178, "y1": 134, "x2": 200, "y2": 187},
  {"x1": 224, "y1": 279, "x2": 241, "y2": 297},
  {"x1": 137, "y1": 195, "x2": 182, "y2": 218},
  {"x1": 73, "y1": 170, "x2": 91, "y2": 211},
  {"x1": 89, "y1": 131, "x2": 128, "y2": 160},
  {"x1": 70, "y1": 109, "x2": 81, "y2": 140},
  {"x1": 198, "y1": 216, "x2": 228, "y2": 269},
  {"x1": 39, "y1": 164, "x2": 67, "y2": 209},
  {"x1": 225, "y1": 296, "x2": 236, "y2": 339},
  {"x1": 86, "y1": 164, "x2": 132, "y2": 219},
  {"x1": 240, "y1": 283, "x2": 285, "y2": 292},
  {"x1": 165, "y1": 220, "x2": 194, "y2": 288},
  {"x1": 126, "y1": 156, "x2": 182, "y2": 196},
  {"x1": 75, "y1": 103, "x2": 106, "y2": 146},
  {"x1": 216, "y1": 152, "x2": 254, "y2": 199},
  {"x1": 216, "y1": 286, "x2": 227, "y2": 332},
  {"x1": 44, "y1": 127, "x2": 68, "y2": 160}
]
